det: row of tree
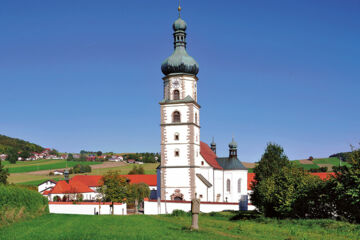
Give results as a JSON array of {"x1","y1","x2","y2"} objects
[
  {"x1": 251, "y1": 143, "x2": 360, "y2": 223},
  {"x1": 124, "y1": 153, "x2": 160, "y2": 163}
]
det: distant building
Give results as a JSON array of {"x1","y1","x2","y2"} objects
[
  {"x1": 0, "y1": 154, "x2": 7, "y2": 161},
  {"x1": 53, "y1": 170, "x2": 64, "y2": 176}
]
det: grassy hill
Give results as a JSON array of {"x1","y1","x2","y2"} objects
[
  {"x1": 0, "y1": 134, "x2": 44, "y2": 154},
  {"x1": 244, "y1": 157, "x2": 351, "y2": 172},
  {"x1": 0, "y1": 212, "x2": 359, "y2": 239}
]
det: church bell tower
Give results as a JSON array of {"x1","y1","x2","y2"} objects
[{"x1": 159, "y1": 4, "x2": 200, "y2": 201}]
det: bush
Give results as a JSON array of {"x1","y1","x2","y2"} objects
[
  {"x1": 71, "y1": 164, "x2": 92, "y2": 174},
  {"x1": 0, "y1": 185, "x2": 48, "y2": 226}
]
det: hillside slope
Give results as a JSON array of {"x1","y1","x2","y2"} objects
[{"x1": 0, "y1": 134, "x2": 44, "y2": 154}]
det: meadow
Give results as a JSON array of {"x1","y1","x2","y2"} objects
[
  {"x1": 8, "y1": 163, "x2": 159, "y2": 186},
  {"x1": 4, "y1": 159, "x2": 102, "y2": 173},
  {"x1": 0, "y1": 212, "x2": 359, "y2": 240}
]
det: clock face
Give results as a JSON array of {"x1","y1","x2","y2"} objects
[{"x1": 172, "y1": 79, "x2": 180, "y2": 88}]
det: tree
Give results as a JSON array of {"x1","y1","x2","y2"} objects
[
  {"x1": 128, "y1": 165, "x2": 145, "y2": 175},
  {"x1": 67, "y1": 153, "x2": 74, "y2": 161},
  {"x1": 253, "y1": 143, "x2": 290, "y2": 183},
  {"x1": 251, "y1": 143, "x2": 290, "y2": 215},
  {"x1": 49, "y1": 149, "x2": 59, "y2": 156},
  {"x1": 0, "y1": 160, "x2": 9, "y2": 184},
  {"x1": 7, "y1": 149, "x2": 18, "y2": 164},
  {"x1": 329, "y1": 145, "x2": 360, "y2": 223},
  {"x1": 129, "y1": 183, "x2": 150, "y2": 214},
  {"x1": 96, "y1": 151, "x2": 102, "y2": 156},
  {"x1": 19, "y1": 150, "x2": 30, "y2": 160},
  {"x1": 99, "y1": 171, "x2": 129, "y2": 214},
  {"x1": 253, "y1": 165, "x2": 331, "y2": 218}
]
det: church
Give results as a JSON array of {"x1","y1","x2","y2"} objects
[{"x1": 157, "y1": 6, "x2": 248, "y2": 204}]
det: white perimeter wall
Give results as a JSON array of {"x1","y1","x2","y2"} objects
[
  {"x1": 49, "y1": 203, "x2": 127, "y2": 215},
  {"x1": 144, "y1": 200, "x2": 240, "y2": 215}
]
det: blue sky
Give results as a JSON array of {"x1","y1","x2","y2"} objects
[{"x1": 0, "y1": 0, "x2": 359, "y2": 162}]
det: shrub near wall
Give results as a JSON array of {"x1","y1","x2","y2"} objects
[{"x1": 0, "y1": 185, "x2": 48, "y2": 226}]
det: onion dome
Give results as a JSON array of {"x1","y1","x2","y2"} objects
[
  {"x1": 229, "y1": 138, "x2": 238, "y2": 149},
  {"x1": 161, "y1": 17, "x2": 199, "y2": 76}
]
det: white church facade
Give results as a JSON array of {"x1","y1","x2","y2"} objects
[{"x1": 156, "y1": 7, "x2": 249, "y2": 207}]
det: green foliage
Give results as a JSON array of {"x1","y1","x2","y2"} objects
[
  {"x1": 251, "y1": 143, "x2": 290, "y2": 212},
  {"x1": 253, "y1": 143, "x2": 290, "y2": 183},
  {"x1": 171, "y1": 209, "x2": 189, "y2": 217},
  {"x1": 67, "y1": 153, "x2": 74, "y2": 161},
  {"x1": 7, "y1": 149, "x2": 18, "y2": 164},
  {"x1": 253, "y1": 166, "x2": 332, "y2": 218},
  {"x1": 49, "y1": 149, "x2": 59, "y2": 156},
  {"x1": 128, "y1": 183, "x2": 150, "y2": 213},
  {"x1": 0, "y1": 161, "x2": 9, "y2": 184},
  {"x1": 100, "y1": 171, "x2": 129, "y2": 204},
  {"x1": 330, "y1": 151, "x2": 353, "y2": 163},
  {"x1": 69, "y1": 164, "x2": 92, "y2": 174},
  {"x1": 96, "y1": 151, "x2": 102, "y2": 156},
  {"x1": 329, "y1": 145, "x2": 360, "y2": 223},
  {"x1": 0, "y1": 134, "x2": 44, "y2": 155},
  {"x1": 0, "y1": 185, "x2": 48, "y2": 226},
  {"x1": 128, "y1": 165, "x2": 145, "y2": 175}
]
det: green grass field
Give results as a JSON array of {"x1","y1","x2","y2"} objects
[
  {"x1": 313, "y1": 157, "x2": 351, "y2": 167},
  {"x1": 0, "y1": 212, "x2": 359, "y2": 240},
  {"x1": 9, "y1": 163, "x2": 159, "y2": 186},
  {"x1": 4, "y1": 159, "x2": 102, "y2": 173}
]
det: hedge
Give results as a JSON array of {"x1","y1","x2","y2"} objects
[{"x1": 0, "y1": 185, "x2": 48, "y2": 226}]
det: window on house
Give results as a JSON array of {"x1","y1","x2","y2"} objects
[
  {"x1": 238, "y1": 179, "x2": 241, "y2": 193},
  {"x1": 226, "y1": 179, "x2": 231, "y2": 192},
  {"x1": 195, "y1": 113, "x2": 198, "y2": 124},
  {"x1": 173, "y1": 90, "x2": 180, "y2": 100},
  {"x1": 201, "y1": 161, "x2": 204, "y2": 166},
  {"x1": 175, "y1": 150, "x2": 179, "y2": 157},
  {"x1": 174, "y1": 133, "x2": 179, "y2": 141},
  {"x1": 173, "y1": 111, "x2": 181, "y2": 123}
]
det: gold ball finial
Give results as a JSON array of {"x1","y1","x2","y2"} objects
[{"x1": 178, "y1": 0, "x2": 181, "y2": 17}]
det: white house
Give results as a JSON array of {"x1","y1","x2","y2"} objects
[{"x1": 38, "y1": 180, "x2": 57, "y2": 193}]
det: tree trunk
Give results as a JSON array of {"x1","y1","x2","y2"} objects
[
  {"x1": 135, "y1": 199, "x2": 138, "y2": 214},
  {"x1": 112, "y1": 202, "x2": 114, "y2": 215}
]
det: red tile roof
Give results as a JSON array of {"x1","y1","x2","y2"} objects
[
  {"x1": 247, "y1": 172, "x2": 335, "y2": 190},
  {"x1": 71, "y1": 175, "x2": 103, "y2": 187},
  {"x1": 49, "y1": 180, "x2": 94, "y2": 194},
  {"x1": 200, "y1": 141, "x2": 222, "y2": 169},
  {"x1": 121, "y1": 175, "x2": 157, "y2": 186}
]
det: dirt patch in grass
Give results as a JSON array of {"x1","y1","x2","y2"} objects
[
  {"x1": 298, "y1": 159, "x2": 314, "y2": 164},
  {"x1": 242, "y1": 162, "x2": 256, "y2": 168}
]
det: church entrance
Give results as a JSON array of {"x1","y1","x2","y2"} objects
[{"x1": 170, "y1": 189, "x2": 184, "y2": 201}]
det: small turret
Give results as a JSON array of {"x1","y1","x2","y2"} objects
[
  {"x1": 229, "y1": 137, "x2": 237, "y2": 159},
  {"x1": 210, "y1": 137, "x2": 216, "y2": 154}
]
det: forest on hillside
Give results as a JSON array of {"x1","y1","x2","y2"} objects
[{"x1": 0, "y1": 134, "x2": 44, "y2": 154}]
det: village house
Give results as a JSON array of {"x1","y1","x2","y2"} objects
[{"x1": 0, "y1": 154, "x2": 7, "y2": 161}]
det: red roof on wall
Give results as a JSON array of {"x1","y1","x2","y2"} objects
[
  {"x1": 246, "y1": 172, "x2": 335, "y2": 190},
  {"x1": 200, "y1": 141, "x2": 223, "y2": 169},
  {"x1": 121, "y1": 175, "x2": 157, "y2": 186}
]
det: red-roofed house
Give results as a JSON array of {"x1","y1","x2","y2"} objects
[{"x1": 48, "y1": 180, "x2": 98, "y2": 202}]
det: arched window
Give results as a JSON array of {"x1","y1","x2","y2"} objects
[
  {"x1": 174, "y1": 133, "x2": 179, "y2": 141},
  {"x1": 173, "y1": 111, "x2": 181, "y2": 123},
  {"x1": 226, "y1": 179, "x2": 231, "y2": 192},
  {"x1": 238, "y1": 179, "x2": 241, "y2": 193},
  {"x1": 173, "y1": 90, "x2": 180, "y2": 100},
  {"x1": 175, "y1": 149, "x2": 180, "y2": 157}
]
